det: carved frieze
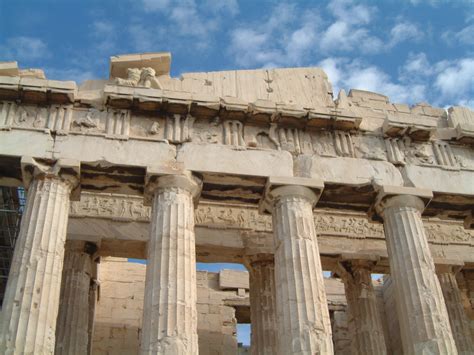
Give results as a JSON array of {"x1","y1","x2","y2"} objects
[
  {"x1": 269, "y1": 127, "x2": 313, "y2": 154},
  {"x1": 2, "y1": 99, "x2": 473, "y2": 174},
  {"x1": 333, "y1": 131, "x2": 355, "y2": 158},
  {"x1": 223, "y1": 120, "x2": 245, "y2": 147},
  {"x1": 0, "y1": 101, "x2": 73, "y2": 134},
  {"x1": 0, "y1": 101, "x2": 17, "y2": 129},
  {"x1": 115, "y1": 67, "x2": 163, "y2": 89},
  {"x1": 385, "y1": 137, "x2": 407, "y2": 165},
  {"x1": 105, "y1": 109, "x2": 130, "y2": 139},
  {"x1": 432, "y1": 141, "x2": 459, "y2": 169},
  {"x1": 46, "y1": 105, "x2": 73, "y2": 135},
  {"x1": 70, "y1": 193, "x2": 474, "y2": 246},
  {"x1": 165, "y1": 114, "x2": 194, "y2": 143}
]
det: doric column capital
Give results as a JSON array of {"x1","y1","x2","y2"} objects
[
  {"x1": 243, "y1": 253, "x2": 274, "y2": 269},
  {"x1": 21, "y1": 156, "x2": 81, "y2": 199},
  {"x1": 259, "y1": 176, "x2": 324, "y2": 214},
  {"x1": 144, "y1": 167, "x2": 202, "y2": 206},
  {"x1": 373, "y1": 185, "x2": 432, "y2": 220},
  {"x1": 336, "y1": 255, "x2": 379, "y2": 282}
]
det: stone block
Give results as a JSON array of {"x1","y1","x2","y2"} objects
[
  {"x1": 219, "y1": 269, "x2": 249, "y2": 290},
  {"x1": 110, "y1": 52, "x2": 171, "y2": 79}
]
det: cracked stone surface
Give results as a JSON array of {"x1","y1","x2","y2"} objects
[
  {"x1": 0, "y1": 177, "x2": 73, "y2": 354},
  {"x1": 380, "y1": 195, "x2": 457, "y2": 354}
]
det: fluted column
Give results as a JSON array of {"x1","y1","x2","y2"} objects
[
  {"x1": 244, "y1": 254, "x2": 277, "y2": 355},
  {"x1": 0, "y1": 159, "x2": 79, "y2": 354},
  {"x1": 55, "y1": 241, "x2": 96, "y2": 355},
  {"x1": 437, "y1": 265, "x2": 474, "y2": 355},
  {"x1": 140, "y1": 173, "x2": 201, "y2": 355},
  {"x1": 376, "y1": 190, "x2": 457, "y2": 354},
  {"x1": 88, "y1": 261, "x2": 99, "y2": 355},
  {"x1": 337, "y1": 259, "x2": 387, "y2": 355},
  {"x1": 267, "y1": 183, "x2": 333, "y2": 355}
]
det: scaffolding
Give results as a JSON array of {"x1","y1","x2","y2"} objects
[{"x1": 0, "y1": 187, "x2": 25, "y2": 306}]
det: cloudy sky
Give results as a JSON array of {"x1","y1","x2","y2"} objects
[
  {"x1": 1, "y1": 0, "x2": 472, "y2": 346},
  {"x1": 1, "y1": 0, "x2": 473, "y2": 109}
]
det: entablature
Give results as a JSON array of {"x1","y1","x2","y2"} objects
[{"x1": 1, "y1": 53, "x2": 473, "y2": 226}]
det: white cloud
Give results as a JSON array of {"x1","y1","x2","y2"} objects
[
  {"x1": 319, "y1": 57, "x2": 427, "y2": 103},
  {"x1": 0, "y1": 37, "x2": 50, "y2": 61},
  {"x1": 203, "y1": 0, "x2": 239, "y2": 16},
  {"x1": 327, "y1": 0, "x2": 375, "y2": 25},
  {"x1": 400, "y1": 52, "x2": 433, "y2": 79},
  {"x1": 389, "y1": 21, "x2": 424, "y2": 46},
  {"x1": 435, "y1": 58, "x2": 474, "y2": 100},
  {"x1": 319, "y1": 21, "x2": 383, "y2": 54},
  {"x1": 133, "y1": 0, "x2": 239, "y2": 50},
  {"x1": 228, "y1": 3, "x2": 317, "y2": 68},
  {"x1": 141, "y1": 0, "x2": 169, "y2": 12},
  {"x1": 442, "y1": 24, "x2": 474, "y2": 45},
  {"x1": 319, "y1": 54, "x2": 473, "y2": 108},
  {"x1": 90, "y1": 20, "x2": 117, "y2": 53}
]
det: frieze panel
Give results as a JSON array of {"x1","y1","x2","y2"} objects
[
  {"x1": 2, "y1": 100, "x2": 473, "y2": 174},
  {"x1": 71, "y1": 109, "x2": 107, "y2": 135},
  {"x1": 333, "y1": 131, "x2": 355, "y2": 158},
  {"x1": 70, "y1": 193, "x2": 474, "y2": 246},
  {"x1": 223, "y1": 120, "x2": 245, "y2": 147},
  {"x1": 432, "y1": 141, "x2": 459, "y2": 169},
  {"x1": 0, "y1": 101, "x2": 74, "y2": 133},
  {"x1": 105, "y1": 109, "x2": 130, "y2": 139}
]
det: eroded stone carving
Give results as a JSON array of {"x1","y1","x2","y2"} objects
[
  {"x1": 105, "y1": 109, "x2": 130, "y2": 139},
  {"x1": 69, "y1": 193, "x2": 474, "y2": 246},
  {"x1": 165, "y1": 114, "x2": 195, "y2": 143},
  {"x1": 432, "y1": 141, "x2": 459, "y2": 169},
  {"x1": 334, "y1": 131, "x2": 355, "y2": 157},
  {"x1": 385, "y1": 137, "x2": 408, "y2": 165},
  {"x1": 73, "y1": 111, "x2": 98, "y2": 129},
  {"x1": 223, "y1": 120, "x2": 245, "y2": 147},
  {"x1": 115, "y1": 67, "x2": 163, "y2": 89},
  {"x1": 276, "y1": 127, "x2": 312, "y2": 154},
  {"x1": 0, "y1": 101, "x2": 17, "y2": 129},
  {"x1": 46, "y1": 105, "x2": 73, "y2": 134}
]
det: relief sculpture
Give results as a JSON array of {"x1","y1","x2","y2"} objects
[
  {"x1": 115, "y1": 67, "x2": 163, "y2": 89},
  {"x1": 69, "y1": 193, "x2": 474, "y2": 246}
]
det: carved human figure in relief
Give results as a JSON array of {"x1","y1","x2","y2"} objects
[
  {"x1": 139, "y1": 67, "x2": 163, "y2": 89},
  {"x1": 115, "y1": 68, "x2": 141, "y2": 86},
  {"x1": 115, "y1": 67, "x2": 163, "y2": 89}
]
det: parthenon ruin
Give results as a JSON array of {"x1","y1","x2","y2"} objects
[{"x1": 0, "y1": 52, "x2": 473, "y2": 354}]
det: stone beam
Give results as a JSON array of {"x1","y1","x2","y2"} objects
[{"x1": 67, "y1": 193, "x2": 474, "y2": 266}]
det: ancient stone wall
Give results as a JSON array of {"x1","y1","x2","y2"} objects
[
  {"x1": 91, "y1": 258, "x2": 391, "y2": 355},
  {"x1": 92, "y1": 258, "x2": 248, "y2": 355}
]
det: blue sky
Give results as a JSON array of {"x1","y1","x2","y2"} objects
[{"x1": 1, "y1": 0, "x2": 473, "y2": 108}]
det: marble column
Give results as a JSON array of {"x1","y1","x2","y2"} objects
[
  {"x1": 88, "y1": 261, "x2": 99, "y2": 355},
  {"x1": 55, "y1": 241, "x2": 96, "y2": 355},
  {"x1": 269, "y1": 184, "x2": 333, "y2": 355},
  {"x1": 140, "y1": 173, "x2": 201, "y2": 355},
  {"x1": 338, "y1": 259, "x2": 387, "y2": 355},
  {"x1": 437, "y1": 265, "x2": 474, "y2": 354},
  {"x1": 245, "y1": 254, "x2": 277, "y2": 355},
  {"x1": 376, "y1": 192, "x2": 457, "y2": 354},
  {"x1": 0, "y1": 160, "x2": 79, "y2": 354}
]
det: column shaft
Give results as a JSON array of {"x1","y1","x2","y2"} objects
[
  {"x1": 248, "y1": 259, "x2": 277, "y2": 355},
  {"x1": 0, "y1": 177, "x2": 73, "y2": 354},
  {"x1": 272, "y1": 190, "x2": 333, "y2": 355},
  {"x1": 55, "y1": 242, "x2": 93, "y2": 355},
  {"x1": 438, "y1": 271, "x2": 474, "y2": 354},
  {"x1": 382, "y1": 196, "x2": 457, "y2": 354},
  {"x1": 341, "y1": 263, "x2": 387, "y2": 355},
  {"x1": 140, "y1": 178, "x2": 199, "y2": 355}
]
